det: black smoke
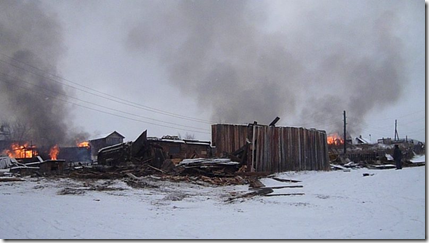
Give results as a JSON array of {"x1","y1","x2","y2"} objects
[
  {"x1": 125, "y1": 0, "x2": 416, "y2": 135},
  {"x1": 0, "y1": 0, "x2": 88, "y2": 146}
]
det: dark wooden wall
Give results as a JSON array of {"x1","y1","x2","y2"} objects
[{"x1": 212, "y1": 124, "x2": 330, "y2": 173}]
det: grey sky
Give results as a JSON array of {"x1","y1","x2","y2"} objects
[{"x1": 0, "y1": 0, "x2": 425, "y2": 144}]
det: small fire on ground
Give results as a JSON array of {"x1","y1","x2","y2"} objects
[{"x1": 327, "y1": 133, "x2": 344, "y2": 146}]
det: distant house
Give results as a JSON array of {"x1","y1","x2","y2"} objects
[
  {"x1": 355, "y1": 135, "x2": 370, "y2": 145},
  {"x1": 89, "y1": 131, "x2": 125, "y2": 161},
  {"x1": 378, "y1": 137, "x2": 393, "y2": 145}
]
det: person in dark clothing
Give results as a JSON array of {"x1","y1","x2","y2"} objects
[{"x1": 393, "y1": 144, "x2": 403, "y2": 169}]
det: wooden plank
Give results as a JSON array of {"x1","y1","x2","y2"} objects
[
  {"x1": 265, "y1": 193, "x2": 305, "y2": 197},
  {"x1": 257, "y1": 126, "x2": 262, "y2": 172},
  {"x1": 261, "y1": 185, "x2": 303, "y2": 189},
  {"x1": 287, "y1": 127, "x2": 292, "y2": 171},
  {"x1": 125, "y1": 172, "x2": 139, "y2": 180},
  {"x1": 145, "y1": 164, "x2": 165, "y2": 173},
  {"x1": 0, "y1": 177, "x2": 24, "y2": 182},
  {"x1": 298, "y1": 127, "x2": 302, "y2": 170},
  {"x1": 278, "y1": 127, "x2": 282, "y2": 173},
  {"x1": 264, "y1": 126, "x2": 268, "y2": 172},
  {"x1": 270, "y1": 177, "x2": 302, "y2": 183},
  {"x1": 304, "y1": 129, "x2": 309, "y2": 170},
  {"x1": 293, "y1": 128, "x2": 299, "y2": 171},
  {"x1": 267, "y1": 126, "x2": 272, "y2": 173}
]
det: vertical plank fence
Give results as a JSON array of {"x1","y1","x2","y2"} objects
[{"x1": 212, "y1": 124, "x2": 330, "y2": 173}]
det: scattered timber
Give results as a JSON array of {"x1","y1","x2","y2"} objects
[
  {"x1": 261, "y1": 185, "x2": 303, "y2": 189},
  {"x1": 265, "y1": 193, "x2": 305, "y2": 197},
  {"x1": 269, "y1": 177, "x2": 302, "y2": 183},
  {"x1": 368, "y1": 164, "x2": 396, "y2": 170},
  {"x1": 0, "y1": 177, "x2": 24, "y2": 182}
]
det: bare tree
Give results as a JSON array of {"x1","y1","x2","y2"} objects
[
  {"x1": 10, "y1": 120, "x2": 33, "y2": 142},
  {"x1": 184, "y1": 133, "x2": 195, "y2": 140}
]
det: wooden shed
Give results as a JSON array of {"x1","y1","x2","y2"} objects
[
  {"x1": 89, "y1": 131, "x2": 125, "y2": 160},
  {"x1": 211, "y1": 124, "x2": 330, "y2": 173},
  {"x1": 147, "y1": 137, "x2": 212, "y2": 160}
]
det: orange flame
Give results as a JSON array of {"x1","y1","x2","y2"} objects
[
  {"x1": 327, "y1": 133, "x2": 344, "y2": 145},
  {"x1": 49, "y1": 145, "x2": 60, "y2": 160},
  {"x1": 77, "y1": 141, "x2": 90, "y2": 148},
  {"x1": 3, "y1": 143, "x2": 38, "y2": 158}
]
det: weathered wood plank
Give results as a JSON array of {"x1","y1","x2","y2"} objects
[
  {"x1": 265, "y1": 193, "x2": 305, "y2": 197},
  {"x1": 270, "y1": 177, "x2": 302, "y2": 183},
  {"x1": 212, "y1": 124, "x2": 329, "y2": 173}
]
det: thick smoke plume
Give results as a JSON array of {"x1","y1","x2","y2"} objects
[
  {"x1": 0, "y1": 0, "x2": 88, "y2": 147},
  {"x1": 126, "y1": 0, "x2": 413, "y2": 135}
]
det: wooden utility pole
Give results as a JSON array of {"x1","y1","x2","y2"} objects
[
  {"x1": 343, "y1": 110, "x2": 347, "y2": 155},
  {"x1": 394, "y1": 119, "x2": 399, "y2": 141},
  {"x1": 251, "y1": 121, "x2": 257, "y2": 172}
]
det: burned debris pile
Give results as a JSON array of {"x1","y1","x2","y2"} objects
[
  {"x1": 0, "y1": 123, "x2": 425, "y2": 192},
  {"x1": 0, "y1": 129, "x2": 259, "y2": 187},
  {"x1": 67, "y1": 160, "x2": 249, "y2": 187},
  {"x1": 328, "y1": 137, "x2": 425, "y2": 170},
  {"x1": 39, "y1": 130, "x2": 250, "y2": 187}
]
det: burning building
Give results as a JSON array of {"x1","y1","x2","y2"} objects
[{"x1": 57, "y1": 144, "x2": 92, "y2": 164}]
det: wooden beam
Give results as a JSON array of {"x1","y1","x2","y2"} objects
[
  {"x1": 269, "y1": 177, "x2": 302, "y2": 183},
  {"x1": 265, "y1": 193, "x2": 305, "y2": 197}
]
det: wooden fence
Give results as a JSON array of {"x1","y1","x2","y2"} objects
[{"x1": 212, "y1": 124, "x2": 330, "y2": 173}]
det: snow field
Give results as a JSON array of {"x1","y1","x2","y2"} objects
[{"x1": 0, "y1": 166, "x2": 425, "y2": 239}]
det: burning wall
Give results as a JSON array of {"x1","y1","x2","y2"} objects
[
  {"x1": 3, "y1": 142, "x2": 38, "y2": 159},
  {"x1": 1, "y1": 140, "x2": 91, "y2": 162}
]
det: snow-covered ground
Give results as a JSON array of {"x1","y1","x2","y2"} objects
[{"x1": 0, "y1": 166, "x2": 425, "y2": 239}]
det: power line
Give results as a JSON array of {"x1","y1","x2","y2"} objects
[
  {"x1": 0, "y1": 54, "x2": 213, "y2": 124},
  {"x1": 395, "y1": 117, "x2": 425, "y2": 127},
  {"x1": 403, "y1": 128, "x2": 425, "y2": 135},
  {"x1": 0, "y1": 76, "x2": 211, "y2": 134},
  {"x1": 0, "y1": 71, "x2": 210, "y2": 132},
  {"x1": 363, "y1": 110, "x2": 425, "y2": 123}
]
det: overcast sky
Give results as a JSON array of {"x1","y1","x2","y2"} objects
[{"x1": 0, "y1": 0, "x2": 425, "y2": 144}]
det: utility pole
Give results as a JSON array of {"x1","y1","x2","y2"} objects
[
  {"x1": 394, "y1": 119, "x2": 399, "y2": 141},
  {"x1": 343, "y1": 110, "x2": 347, "y2": 155},
  {"x1": 251, "y1": 121, "x2": 257, "y2": 172}
]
